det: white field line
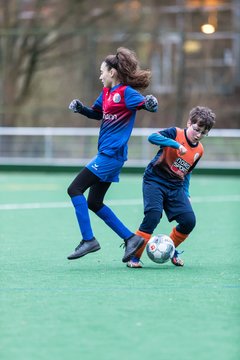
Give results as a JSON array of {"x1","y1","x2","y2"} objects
[{"x1": 0, "y1": 195, "x2": 240, "y2": 211}]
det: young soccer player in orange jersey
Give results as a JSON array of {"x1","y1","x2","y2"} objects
[{"x1": 127, "y1": 106, "x2": 216, "y2": 268}]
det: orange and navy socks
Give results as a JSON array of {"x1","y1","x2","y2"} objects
[
  {"x1": 169, "y1": 227, "x2": 188, "y2": 248},
  {"x1": 135, "y1": 230, "x2": 152, "y2": 259}
]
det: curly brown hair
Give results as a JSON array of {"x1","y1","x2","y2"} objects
[
  {"x1": 189, "y1": 106, "x2": 216, "y2": 130},
  {"x1": 104, "y1": 47, "x2": 151, "y2": 90}
]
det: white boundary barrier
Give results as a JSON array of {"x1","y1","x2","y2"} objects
[{"x1": 0, "y1": 127, "x2": 239, "y2": 169}]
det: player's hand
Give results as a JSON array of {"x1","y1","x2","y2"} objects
[
  {"x1": 144, "y1": 95, "x2": 158, "y2": 112},
  {"x1": 69, "y1": 99, "x2": 83, "y2": 113},
  {"x1": 178, "y1": 145, "x2": 187, "y2": 155}
]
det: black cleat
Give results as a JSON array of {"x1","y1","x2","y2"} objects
[
  {"x1": 122, "y1": 235, "x2": 144, "y2": 263},
  {"x1": 67, "y1": 238, "x2": 101, "y2": 260}
]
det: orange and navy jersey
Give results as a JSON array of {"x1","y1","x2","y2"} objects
[{"x1": 146, "y1": 127, "x2": 204, "y2": 184}]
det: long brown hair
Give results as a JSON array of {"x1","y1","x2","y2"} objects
[{"x1": 104, "y1": 47, "x2": 151, "y2": 90}]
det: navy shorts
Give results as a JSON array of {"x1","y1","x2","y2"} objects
[
  {"x1": 143, "y1": 176, "x2": 193, "y2": 221},
  {"x1": 86, "y1": 153, "x2": 124, "y2": 183}
]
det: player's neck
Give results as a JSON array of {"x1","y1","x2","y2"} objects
[{"x1": 111, "y1": 79, "x2": 121, "y2": 88}]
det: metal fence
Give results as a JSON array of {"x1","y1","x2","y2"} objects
[{"x1": 0, "y1": 127, "x2": 239, "y2": 169}]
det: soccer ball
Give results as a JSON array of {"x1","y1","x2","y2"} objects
[{"x1": 146, "y1": 234, "x2": 175, "y2": 264}]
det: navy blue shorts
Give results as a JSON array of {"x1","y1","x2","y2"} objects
[{"x1": 143, "y1": 176, "x2": 193, "y2": 221}]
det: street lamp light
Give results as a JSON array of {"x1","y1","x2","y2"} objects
[
  {"x1": 201, "y1": 23, "x2": 216, "y2": 34},
  {"x1": 201, "y1": 11, "x2": 217, "y2": 34}
]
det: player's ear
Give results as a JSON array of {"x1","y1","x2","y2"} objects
[
  {"x1": 187, "y1": 119, "x2": 192, "y2": 128},
  {"x1": 110, "y1": 68, "x2": 117, "y2": 78}
]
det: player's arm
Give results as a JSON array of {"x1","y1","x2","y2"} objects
[
  {"x1": 68, "y1": 99, "x2": 103, "y2": 120},
  {"x1": 143, "y1": 95, "x2": 158, "y2": 112},
  {"x1": 135, "y1": 94, "x2": 158, "y2": 112},
  {"x1": 125, "y1": 88, "x2": 158, "y2": 112},
  {"x1": 148, "y1": 128, "x2": 180, "y2": 148},
  {"x1": 148, "y1": 128, "x2": 187, "y2": 154}
]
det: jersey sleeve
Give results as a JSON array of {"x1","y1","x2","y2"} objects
[
  {"x1": 77, "y1": 92, "x2": 102, "y2": 120},
  {"x1": 148, "y1": 127, "x2": 180, "y2": 148},
  {"x1": 92, "y1": 92, "x2": 103, "y2": 112},
  {"x1": 124, "y1": 86, "x2": 145, "y2": 110},
  {"x1": 80, "y1": 106, "x2": 102, "y2": 120}
]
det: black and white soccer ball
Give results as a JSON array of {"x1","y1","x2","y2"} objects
[{"x1": 146, "y1": 234, "x2": 175, "y2": 264}]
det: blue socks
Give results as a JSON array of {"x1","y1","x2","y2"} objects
[
  {"x1": 96, "y1": 205, "x2": 133, "y2": 240},
  {"x1": 71, "y1": 195, "x2": 94, "y2": 240},
  {"x1": 71, "y1": 196, "x2": 133, "y2": 240}
]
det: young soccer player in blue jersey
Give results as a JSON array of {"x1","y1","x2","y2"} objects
[
  {"x1": 67, "y1": 47, "x2": 158, "y2": 263},
  {"x1": 127, "y1": 106, "x2": 216, "y2": 268}
]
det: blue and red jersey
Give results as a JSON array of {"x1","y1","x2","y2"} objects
[{"x1": 92, "y1": 84, "x2": 145, "y2": 161}]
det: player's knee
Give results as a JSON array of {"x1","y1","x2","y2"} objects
[
  {"x1": 87, "y1": 199, "x2": 102, "y2": 213},
  {"x1": 67, "y1": 183, "x2": 83, "y2": 198},
  {"x1": 176, "y1": 212, "x2": 196, "y2": 234},
  {"x1": 186, "y1": 212, "x2": 196, "y2": 232},
  {"x1": 139, "y1": 210, "x2": 162, "y2": 234},
  {"x1": 67, "y1": 184, "x2": 74, "y2": 197}
]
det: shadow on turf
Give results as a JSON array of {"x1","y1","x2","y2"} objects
[{"x1": 66, "y1": 261, "x2": 179, "y2": 272}]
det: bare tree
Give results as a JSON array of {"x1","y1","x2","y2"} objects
[
  {"x1": 0, "y1": 1, "x2": 239, "y2": 128},
  {"x1": 0, "y1": 0, "x2": 119, "y2": 125}
]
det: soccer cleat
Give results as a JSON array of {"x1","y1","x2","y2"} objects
[
  {"x1": 122, "y1": 235, "x2": 144, "y2": 263},
  {"x1": 127, "y1": 256, "x2": 142, "y2": 268},
  {"x1": 67, "y1": 238, "x2": 100, "y2": 260},
  {"x1": 171, "y1": 249, "x2": 184, "y2": 267}
]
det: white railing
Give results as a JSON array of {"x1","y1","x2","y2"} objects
[{"x1": 0, "y1": 127, "x2": 239, "y2": 169}]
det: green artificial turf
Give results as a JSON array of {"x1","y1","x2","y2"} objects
[{"x1": 0, "y1": 172, "x2": 239, "y2": 360}]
